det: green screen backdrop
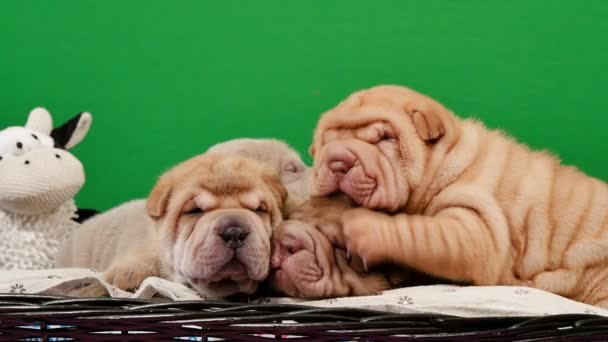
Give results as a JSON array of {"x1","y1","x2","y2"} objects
[{"x1": 1, "y1": 1, "x2": 607, "y2": 211}]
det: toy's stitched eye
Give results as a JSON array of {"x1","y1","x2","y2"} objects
[
  {"x1": 256, "y1": 202, "x2": 268, "y2": 213},
  {"x1": 31, "y1": 134, "x2": 38, "y2": 140}
]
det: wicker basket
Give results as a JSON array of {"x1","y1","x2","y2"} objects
[{"x1": 1, "y1": 293, "x2": 608, "y2": 341}]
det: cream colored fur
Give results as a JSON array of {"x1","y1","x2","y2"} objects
[{"x1": 55, "y1": 200, "x2": 151, "y2": 270}]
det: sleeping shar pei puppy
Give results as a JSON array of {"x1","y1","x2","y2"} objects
[
  {"x1": 269, "y1": 194, "x2": 441, "y2": 299},
  {"x1": 63, "y1": 153, "x2": 287, "y2": 299},
  {"x1": 310, "y1": 85, "x2": 608, "y2": 307}
]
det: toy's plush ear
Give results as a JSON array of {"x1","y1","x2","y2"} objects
[
  {"x1": 25, "y1": 107, "x2": 53, "y2": 135},
  {"x1": 51, "y1": 112, "x2": 92, "y2": 150}
]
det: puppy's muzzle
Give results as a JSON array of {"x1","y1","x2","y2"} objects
[{"x1": 215, "y1": 216, "x2": 251, "y2": 249}]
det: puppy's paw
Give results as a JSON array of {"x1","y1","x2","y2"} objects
[
  {"x1": 65, "y1": 282, "x2": 109, "y2": 298},
  {"x1": 103, "y1": 264, "x2": 156, "y2": 291},
  {"x1": 343, "y1": 268, "x2": 391, "y2": 297},
  {"x1": 341, "y1": 208, "x2": 390, "y2": 269},
  {"x1": 360, "y1": 273, "x2": 392, "y2": 296}
]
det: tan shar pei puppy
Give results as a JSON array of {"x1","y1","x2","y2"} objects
[
  {"x1": 310, "y1": 85, "x2": 608, "y2": 307},
  {"x1": 269, "y1": 194, "x2": 443, "y2": 299},
  {"x1": 100, "y1": 154, "x2": 286, "y2": 299}
]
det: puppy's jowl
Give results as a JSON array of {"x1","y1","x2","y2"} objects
[{"x1": 311, "y1": 85, "x2": 608, "y2": 308}]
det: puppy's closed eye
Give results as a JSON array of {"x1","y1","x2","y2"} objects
[
  {"x1": 284, "y1": 161, "x2": 302, "y2": 173},
  {"x1": 256, "y1": 202, "x2": 269, "y2": 214},
  {"x1": 376, "y1": 128, "x2": 397, "y2": 144},
  {"x1": 182, "y1": 201, "x2": 204, "y2": 216},
  {"x1": 379, "y1": 133, "x2": 394, "y2": 142},
  {"x1": 185, "y1": 207, "x2": 203, "y2": 215}
]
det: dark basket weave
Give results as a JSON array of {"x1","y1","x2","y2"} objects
[{"x1": 1, "y1": 294, "x2": 608, "y2": 341}]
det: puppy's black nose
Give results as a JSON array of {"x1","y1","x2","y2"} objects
[{"x1": 220, "y1": 226, "x2": 249, "y2": 249}]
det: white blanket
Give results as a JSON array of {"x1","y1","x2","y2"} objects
[{"x1": 2, "y1": 268, "x2": 607, "y2": 318}]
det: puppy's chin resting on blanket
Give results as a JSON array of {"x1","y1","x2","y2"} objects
[
  {"x1": 268, "y1": 195, "x2": 442, "y2": 299},
  {"x1": 76, "y1": 154, "x2": 287, "y2": 299}
]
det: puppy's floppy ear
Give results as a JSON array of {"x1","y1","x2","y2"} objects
[
  {"x1": 268, "y1": 175, "x2": 288, "y2": 205},
  {"x1": 147, "y1": 173, "x2": 174, "y2": 221},
  {"x1": 411, "y1": 109, "x2": 446, "y2": 142},
  {"x1": 264, "y1": 173, "x2": 288, "y2": 220},
  {"x1": 308, "y1": 143, "x2": 315, "y2": 157},
  {"x1": 283, "y1": 195, "x2": 302, "y2": 217}
]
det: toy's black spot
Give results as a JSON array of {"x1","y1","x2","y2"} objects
[
  {"x1": 55, "y1": 154, "x2": 61, "y2": 159},
  {"x1": 31, "y1": 134, "x2": 38, "y2": 140},
  {"x1": 16, "y1": 142, "x2": 23, "y2": 149},
  {"x1": 24, "y1": 160, "x2": 30, "y2": 165},
  {"x1": 0, "y1": 156, "x2": 3, "y2": 161}
]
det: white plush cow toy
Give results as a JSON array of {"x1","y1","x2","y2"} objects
[{"x1": 0, "y1": 107, "x2": 93, "y2": 270}]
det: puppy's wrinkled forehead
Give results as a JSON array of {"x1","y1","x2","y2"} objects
[
  {"x1": 175, "y1": 158, "x2": 261, "y2": 197},
  {"x1": 322, "y1": 121, "x2": 396, "y2": 144},
  {"x1": 202, "y1": 174, "x2": 253, "y2": 197},
  {"x1": 194, "y1": 179, "x2": 264, "y2": 211},
  {"x1": 186, "y1": 157, "x2": 278, "y2": 206},
  {"x1": 311, "y1": 85, "x2": 447, "y2": 150},
  {"x1": 148, "y1": 154, "x2": 287, "y2": 221}
]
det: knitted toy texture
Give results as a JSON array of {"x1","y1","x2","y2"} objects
[{"x1": 0, "y1": 107, "x2": 92, "y2": 270}]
